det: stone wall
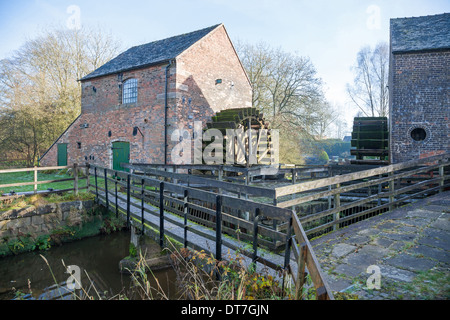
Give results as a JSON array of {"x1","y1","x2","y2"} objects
[{"x1": 0, "y1": 200, "x2": 95, "y2": 243}]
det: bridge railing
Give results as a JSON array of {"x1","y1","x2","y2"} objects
[
  {"x1": 121, "y1": 163, "x2": 277, "y2": 200},
  {"x1": 275, "y1": 153, "x2": 450, "y2": 239},
  {"x1": 121, "y1": 163, "x2": 330, "y2": 186},
  {"x1": 88, "y1": 164, "x2": 334, "y2": 300}
]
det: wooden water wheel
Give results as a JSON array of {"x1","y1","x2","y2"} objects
[
  {"x1": 350, "y1": 117, "x2": 389, "y2": 165},
  {"x1": 203, "y1": 107, "x2": 276, "y2": 167}
]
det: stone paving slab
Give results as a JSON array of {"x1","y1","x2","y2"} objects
[{"x1": 311, "y1": 191, "x2": 450, "y2": 300}]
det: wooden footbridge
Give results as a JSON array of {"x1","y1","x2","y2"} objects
[
  {"x1": 88, "y1": 163, "x2": 333, "y2": 300},
  {"x1": 85, "y1": 153, "x2": 449, "y2": 300},
  {"x1": 2, "y1": 153, "x2": 448, "y2": 300}
]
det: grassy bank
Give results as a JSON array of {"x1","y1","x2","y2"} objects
[{"x1": 0, "y1": 169, "x2": 89, "y2": 194}]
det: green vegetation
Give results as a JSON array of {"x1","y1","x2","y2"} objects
[
  {"x1": 302, "y1": 138, "x2": 351, "y2": 164},
  {"x1": 318, "y1": 150, "x2": 330, "y2": 164},
  {"x1": 167, "y1": 245, "x2": 298, "y2": 300},
  {"x1": 129, "y1": 243, "x2": 138, "y2": 258},
  {"x1": 0, "y1": 194, "x2": 125, "y2": 257},
  {"x1": 400, "y1": 269, "x2": 450, "y2": 300},
  {"x1": 1, "y1": 191, "x2": 94, "y2": 212}
]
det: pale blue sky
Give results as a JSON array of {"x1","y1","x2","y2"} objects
[{"x1": 1, "y1": 0, "x2": 449, "y2": 129}]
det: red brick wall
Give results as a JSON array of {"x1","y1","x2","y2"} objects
[
  {"x1": 40, "y1": 65, "x2": 171, "y2": 167},
  {"x1": 175, "y1": 25, "x2": 252, "y2": 114},
  {"x1": 169, "y1": 25, "x2": 252, "y2": 164}
]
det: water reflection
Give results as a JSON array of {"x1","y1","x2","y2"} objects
[{"x1": 0, "y1": 231, "x2": 178, "y2": 300}]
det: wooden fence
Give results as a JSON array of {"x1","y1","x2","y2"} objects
[
  {"x1": 0, "y1": 164, "x2": 88, "y2": 198},
  {"x1": 89, "y1": 164, "x2": 334, "y2": 300},
  {"x1": 4, "y1": 153, "x2": 448, "y2": 300},
  {"x1": 124, "y1": 163, "x2": 330, "y2": 186},
  {"x1": 274, "y1": 153, "x2": 450, "y2": 238}
]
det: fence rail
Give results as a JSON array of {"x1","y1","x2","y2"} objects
[
  {"x1": 274, "y1": 153, "x2": 450, "y2": 237},
  {"x1": 4, "y1": 154, "x2": 449, "y2": 300},
  {"x1": 89, "y1": 164, "x2": 334, "y2": 300},
  {"x1": 124, "y1": 163, "x2": 330, "y2": 186},
  {"x1": 0, "y1": 164, "x2": 88, "y2": 197}
]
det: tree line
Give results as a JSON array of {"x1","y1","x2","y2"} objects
[
  {"x1": 235, "y1": 41, "x2": 345, "y2": 164},
  {"x1": 0, "y1": 27, "x2": 121, "y2": 166}
]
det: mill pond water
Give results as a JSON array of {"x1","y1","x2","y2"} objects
[{"x1": 0, "y1": 231, "x2": 178, "y2": 300}]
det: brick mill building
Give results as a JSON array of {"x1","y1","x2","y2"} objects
[
  {"x1": 389, "y1": 13, "x2": 450, "y2": 163},
  {"x1": 39, "y1": 24, "x2": 252, "y2": 170}
]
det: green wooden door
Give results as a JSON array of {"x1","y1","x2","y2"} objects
[
  {"x1": 112, "y1": 141, "x2": 130, "y2": 172},
  {"x1": 57, "y1": 143, "x2": 68, "y2": 166}
]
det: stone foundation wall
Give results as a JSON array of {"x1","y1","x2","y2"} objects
[{"x1": 0, "y1": 200, "x2": 95, "y2": 242}]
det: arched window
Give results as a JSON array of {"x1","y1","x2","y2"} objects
[{"x1": 122, "y1": 78, "x2": 138, "y2": 104}]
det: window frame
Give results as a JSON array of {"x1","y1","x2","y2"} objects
[
  {"x1": 122, "y1": 78, "x2": 138, "y2": 104},
  {"x1": 408, "y1": 125, "x2": 431, "y2": 143}
]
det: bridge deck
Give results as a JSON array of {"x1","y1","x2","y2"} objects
[
  {"x1": 96, "y1": 189, "x2": 296, "y2": 280},
  {"x1": 311, "y1": 190, "x2": 450, "y2": 299}
]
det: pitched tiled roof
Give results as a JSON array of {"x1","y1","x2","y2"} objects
[
  {"x1": 80, "y1": 24, "x2": 221, "y2": 81},
  {"x1": 390, "y1": 13, "x2": 450, "y2": 53}
]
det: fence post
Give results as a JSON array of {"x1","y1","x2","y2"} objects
[
  {"x1": 74, "y1": 163, "x2": 79, "y2": 196},
  {"x1": 94, "y1": 167, "x2": 98, "y2": 199},
  {"x1": 215, "y1": 195, "x2": 222, "y2": 261},
  {"x1": 183, "y1": 189, "x2": 189, "y2": 248},
  {"x1": 439, "y1": 160, "x2": 444, "y2": 193},
  {"x1": 218, "y1": 167, "x2": 223, "y2": 195},
  {"x1": 126, "y1": 174, "x2": 131, "y2": 229},
  {"x1": 295, "y1": 243, "x2": 308, "y2": 300},
  {"x1": 333, "y1": 183, "x2": 340, "y2": 230},
  {"x1": 252, "y1": 208, "x2": 260, "y2": 264},
  {"x1": 141, "y1": 178, "x2": 145, "y2": 234},
  {"x1": 86, "y1": 164, "x2": 90, "y2": 193},
  {"x1": 389, "y1": 172, "x2": 395, "y2": 211},
  {"x1": 215, "y1": 195, "x2": 223, "y2": 281},
  {"x1": 34, "y1": 166, "x2": 38, "y2": 194},
  {"x1": 328, "y1": 185, "x2": 332, "y2": 209},
  {"x1": 104, "y1": 168, "x2": 108, "y2": 211},
  {"x1": 115, "y1": 175, "x2": 118, "y2": 218},
  {"x1": 159, "y1": 181, "x2": 165, "y2": 248},
  {"x1": 282, "y1": 215, "x2": 293, "y2": 295},
  {"x1": 377, "y1": 174, "x2": 382, "y2": 206},
  {"x1": 94, "y1": 167, "x2": 98, "y2": 203}
]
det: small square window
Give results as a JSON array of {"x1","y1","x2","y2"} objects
[{"x1": 122, "y1": 78, "x2": 138, "y2": 104}]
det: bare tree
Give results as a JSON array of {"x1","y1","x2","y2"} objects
[
  {"x1": 0, "y1": 26, "x2": 121, "y2": 166},
  {"x1": 347, "y1": 42, "x2": 389, "y2": 117},
  {"x1": 236, "y1": 41, "x2": 331, "y2": 163},
  {"x1": 311, "y1": 101, "x2": 342, "y2": 140}
]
